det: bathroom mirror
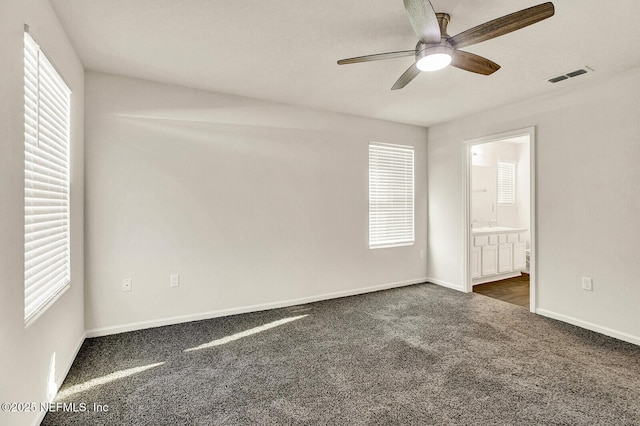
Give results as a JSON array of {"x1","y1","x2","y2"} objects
[{"x1": 471, "y1": 165, "x2": 497, "y2": 226}]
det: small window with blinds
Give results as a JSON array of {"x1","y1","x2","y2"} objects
[
  {"x1": 24, "y1": 30, "x2": 72, "y2": 325},
  {"x1": 369, "y1": 142, "x2": 414, "y2": 249},
  {"x1": 497, "y1": 161, "x2": 516, "y2": 205}
]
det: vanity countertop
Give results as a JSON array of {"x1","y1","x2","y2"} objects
[{"x1": 472, "y1": 226, "x2": 527, "y2": 235}]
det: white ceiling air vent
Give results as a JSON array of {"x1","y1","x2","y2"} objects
[{"x1": 548, "y1": 66, "x2": 594, "y2": 83}]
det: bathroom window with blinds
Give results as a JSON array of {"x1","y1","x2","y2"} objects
[
  {"x1": 497, "y1": 161, "x2": 516, "y2": 205},
  {"x1": 369, "y1": 142, "x2": 414, "y2": 249},
  {"x1": 24, "y1": 30, "x2": 72, "y2": 325}
]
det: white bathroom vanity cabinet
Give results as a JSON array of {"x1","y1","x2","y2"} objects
[{"x1": 471, "y1": 227, "x2": 527, "y2": 284}]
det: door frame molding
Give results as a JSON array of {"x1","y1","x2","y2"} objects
[{"x1": 463, "y1": 127, "x2": 537, "y2": 312}]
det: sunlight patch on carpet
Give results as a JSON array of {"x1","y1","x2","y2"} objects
[
  {"x1": 184, "y1": 315, "x2": 309, "y2": 352},
  {"x1": 56, "y1": 362, "x2": 165, "y2": 400}
]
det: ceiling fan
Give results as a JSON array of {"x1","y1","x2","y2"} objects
[{"x1": 337, "y1": 1, "x2": 555, "y2": 90}]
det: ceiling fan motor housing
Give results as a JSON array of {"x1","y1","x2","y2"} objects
[
  {"x1": 415, "y1": 40, "x2": 453, "y2": 58},
  {"x1": 415, "y1": 42, "x2": 454, "y2": 71}
]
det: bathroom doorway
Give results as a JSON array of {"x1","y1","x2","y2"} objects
[{"x1": 464, "y1": 128, "x2": 536, "y2": 312}]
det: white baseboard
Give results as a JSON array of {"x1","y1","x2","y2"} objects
[
  {"x1": 86, "y1": 278, "x2": 428, "y2": 338},
  {"x1": 31, "y1": 331, "x2": 86, "y2": 426},
  {"x1": 426, "y1": 277, "x2": 465, "y2": 293},
  {"x1": 536, "y1": 308, "x2": 640, "y2": 346}
]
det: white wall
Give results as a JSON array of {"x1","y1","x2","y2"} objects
[
  {"x1": 427, "y1": 68, "x2": 640, "y2": 344},
  {"x1": 0, "y1": 1, "x2": 85, "y2": 425},
  {"x1": 84, "y1": 72, "x2": 427, "y2": 334}
]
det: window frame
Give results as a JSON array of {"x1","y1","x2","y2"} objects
[{"x1": 497, "y1": 160, "x2": 516, "y2": 206}]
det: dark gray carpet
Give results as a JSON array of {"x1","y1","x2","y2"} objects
[{"x1": 43, "y1": 283, "x2": 640, "y2": 425}]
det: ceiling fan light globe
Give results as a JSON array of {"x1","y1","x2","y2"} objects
[
  {"x1": 416, "y1": 53, "x2": 452, "y2": 71},
  {"x1": 415, "y1": 44, "x2": 453, "y2": 72}
]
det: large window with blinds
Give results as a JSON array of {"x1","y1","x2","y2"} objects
[
  {"x1": 24, "y1": 30, "x2": 72, "y2": 325},
  {"x1": 369, "y1": 142, "x2": 414, "y2": 249}
]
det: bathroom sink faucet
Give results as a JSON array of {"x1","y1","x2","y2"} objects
[{"x1": 488, "y1": 220, "x2": 497, "y2": 227}]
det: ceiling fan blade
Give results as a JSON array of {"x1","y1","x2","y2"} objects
[
  {"x1": 451, "y1": 50, "x2": 501, "y2": 75},
  {"x1": 403, "y1": 0, "x2": 441, "y2": 44},
  {"x1": 391, "y1": 63, "x2": 420, "y2": 90},
  {"x1": 449, "y1": 2, "x2": 555, "y2": 49},
  {"x1": 337, "y1": 50, "x2": 416, "y2": 65}
]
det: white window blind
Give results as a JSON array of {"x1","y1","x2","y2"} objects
[
  {"x1": 369, "y1": 142, "x2": 414, "y2": 249},
  {"x1": 24, "y1": 31, "x2": 72, "y2": 325},
  {"x1": 497, "y1": 161, "x2": 515, "y2": 205}
]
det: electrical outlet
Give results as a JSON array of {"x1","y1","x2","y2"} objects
[
  {"x1": 170, "y1": 274, "x2": 180, "y2": 288},
  {"x1": 122, "y1": 278, "x2": 132, "y2": 292},
  {"x1": 581, "y1": 277, "x2": 593, "y2": 291}
]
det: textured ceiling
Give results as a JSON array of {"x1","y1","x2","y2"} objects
[{"x1": 50, "y1": 0, "x2": 640, "y2": 127}]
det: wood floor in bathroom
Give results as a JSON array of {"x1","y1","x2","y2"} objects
[{"x1": 473, "y1": 273, "x2": 530, "y2": 307}]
